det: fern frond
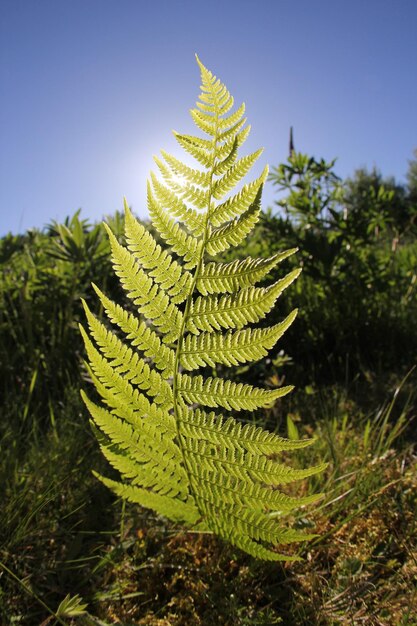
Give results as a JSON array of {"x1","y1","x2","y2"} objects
[
  {"x1": 80, "y1": 329, "x2": 173, "y2": 429},
  {"x1": 177, "y1": 405, "x2": 314, "y2": 454},
  {"x1": 196, "y1": 248, "x2": 298, "y2": 295},
  {"x1": 178, "y1": 404, "x2": 324, "y2": 558},
  {"x1": 196, "y1": 55, "x2": 234, "y2": 115},
  {"x1": 194, "y1": 497, "x2": 315, "y2": 560},
  {"x1": 159, "y1": 150, "x2": 210, "y2": 187},
  {"x1": 123, "y1": 203, "x2": 193, "y2": 304},
  {"x1": 187, "y1": 269, "x2": 301, "y2": 333},
  {"x1": 151, "y1": 166, "x2": 209, "y2": 211},
  {"x1": 99, "y1": 445, "x2": 186, "y2": 498},
  {"x1": 190, "y1": 466, "x2": 322, "y2": 512},
  {"x1": 212, "y1": 149, "x2": 263, "y2": 200},
  {"x1": 148, "y1": 181, "x2": 203, "y2": 268},
  {"x1": 100, "y1": 443, "x2": 199, "y2": 511},
  {"x1": 86, "y1": 365, "x2": 145, "y2": 425},
  {"x1": 95, "y1": 474, "x2": 199, "y2": 524},
  {"x1": 180, "y1": 310, "x2": 298, "y2": 369},
  {"x1": 106, "y1": 227, "x2": 183, "y2": 343},
  {"x1": 215, "y1": 125, "x2": 251, "y2": 163},
  {"x1": 81, "y1": 56, "x2": 325, "y2": 561},
  {"x1": 182, "y1": 434, "x2": 326, "y2": 486},
  {"x1": 82, "y1": 301, "x2": 173, "y2": 407},
  {"x1": 191, "y1": 103, "x2": 247, "y2": 140},
  {"x1": 206, "y1": 189, "x2": 262, "y2": 256},
  {"x1": 210, "y1": 166, "x2": 268, "y2": 226},
  {"x1": 177, "y1": 374, "x2": 293, "y2": 411},
  {"x1": 173, "y1": 132, "x2": 212, "y2": 168},
  {"x1": 190, "y1": 108, "x2": 217, "y2": 135},
  {"x1": 92, "y1": 284, "x2": 175, "y2": 378},
  {"x1": 82, "y1": 392, "x2": 177, "y2": 454},
  {"x1": 208, "y1": 527, "x2": 301, "y2": 561},
  {"x1": 149, "y1": 171, "x2": 205, "y2": 236},
  {"x1": 217, "y1": 102, "x2": 246, "y2": 134}
]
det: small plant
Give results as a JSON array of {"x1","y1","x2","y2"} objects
[{"x1": 80, "y1": 56, "x2": 326, "y2": 560}]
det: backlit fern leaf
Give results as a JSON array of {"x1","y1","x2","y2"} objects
[
  {"x1": 149, "y1": 172, "x2": 206, "y2": 237},
  {"x1": 206, "y1": 188, "x2": 262, "y2": 255},
  {"x1": 196, "y1": 249, "x2": 298, "y2": 295},
  {"x1": 177, "y1": 374, "x2": 294, "y2": 411},
  {"x1": 210, "y1": 166, "x2": 268, "y2": 226},
  {"x1": 81, "y1": 56, "x2": 326, "y2": 560},
  {"x1": 123, "y1": 201, "x2": 193, "y2": 304},
  {"x1": 187, "y1": 269, "x2": 301, "y2": 333},
  {"x1": 91, "y1": 284, "x2": 175, "y2": 378},
  {"x1": 212, "y1": 148, "x2": 263, "y2": 200},
  {"x1": 180, "y1": 310, "x2": 297, "y2": 369},
  {"x1": 147, "y1": 181, "x2": 203, "y2": 268},
  {"x1": 104, "y1": 226, "x2": 183, "y2": 343},
  {"x1": 81, "y1": 300, "x2": 173, "y2": 407}
]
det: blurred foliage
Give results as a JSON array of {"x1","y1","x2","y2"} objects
[
  {"x1": 248, "y1": 150, "x2": 417, "y2": 385},
  {"x1": 0, "y1": 211, "x2": 124, "y2": 435}
]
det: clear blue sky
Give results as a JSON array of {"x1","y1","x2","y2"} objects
[{"x1": 1, "y1": 0, "x2": 416, "y2": 235}]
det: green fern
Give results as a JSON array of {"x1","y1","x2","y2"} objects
[{"x1": 80, "y1": 56, "x2": 326, "y2": 560}]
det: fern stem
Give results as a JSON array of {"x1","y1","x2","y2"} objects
[{"x1": 171, "y1": 104, "x2": 221, "y2": 508}]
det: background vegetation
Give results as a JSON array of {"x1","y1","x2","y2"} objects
[{"x1": 1, "y1": 150, "x2": 416, "y2": 625}]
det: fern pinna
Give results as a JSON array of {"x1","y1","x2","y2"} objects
[{"x1": 80, "y1": 56, "x2": 326, "y2": 560}]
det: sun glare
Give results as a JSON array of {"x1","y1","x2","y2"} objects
[{"x1": 170, "y1": 172, "x2": 187, "y2": 187}]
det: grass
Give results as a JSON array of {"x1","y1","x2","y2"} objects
[{"x1": 1, "y1": 376, "x2": 416, "y2": 625}]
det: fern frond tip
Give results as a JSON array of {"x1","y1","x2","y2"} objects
[{"x1": 123, "y1": 196, "x2": 130, "y2": 214}]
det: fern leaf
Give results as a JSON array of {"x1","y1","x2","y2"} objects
[
  {"x1": 123, "y1": 202, "x2": 193, "y2": 303},
  {"x1": 179, "y1": 403, "x2": 325, "y2": 557},
  {"x1": 194, "y1": 497, "x2": 316, "y2": 556},
  {"x1": 159, "y1": 150, "x2": 211, "y2": 187},
  {"x1": 82, "y1": 392, "x2": 177, "y2": 456},
  {"x1": 180, "y1": 310, "x2": 297, "y2": 369},
  {"x1": 182, "y1": 434, "x2": 326, "y2": 486},
  {"x1": 190, "y1": 108, "x2": 217, "y2": 135},
  {"x1": 92, "y1": 284, "x2": 175, "y2": 378},
  {"x1": 215, "y1": 125, "x2": 251, "y2": 164},
  {"x1": 217, "y1": 102, "x2": 246, "y2": 133},
  {"x1": 81, "y1": 56, "x2": 326, "y2": 561},
  {"x1": 213, "y1": 137, "x2": 239, "y2": 178},
  {"x1": 188, "y1": 466, "x2": 322, "y2": 512},
  {"x1": 105, "y1": 226, "x2": 183, "y2": 343},
  {"x1": 210, "y1": 166, "x2": 268, "y2": 226},
  {"x1": 177, "y1": 405, "x2": 315, "y2": 454},
  {"x1": 95, "y1": 474, "x2": 199, "y2": 524},
  {"x1": 206, "y1": 188, "x2": 262, "y2": 256},
  {"x1": 82, "y1": 301, "x2": 173, "y2": 407},
  {"x1": 80, "y1": 330, "x2": 173, "y2": 430},
  {"x1": 196, "y1": 55, "x2": 233, "y2": 115},
  {"x1": 148, "y1": 181, "x2": 203, "y2": 268},
  {"x1": 149, "y1": 171, "x2": 206, "y2": 236},
  {"x1": 177, "y1": 374, "x2": 293, "y2": 411},
  {"x1": 173, "y1": 132, "x2": 212, "y2": 168},
  {"x1": 151, "y1": 167, "x2": 209, "y2": 212},
  {"x1": 187, "y1": 269, "x2": 301, "y2": 333},
  {"x1": 196, "y1": 248, "x2": 298, "y2": 295},
  {"x1": 212, "y1": 149, "x2": 263, "y2": 200},
  {"x1": 99, "y1": 446, "x2": 186, "y2": 498}
]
